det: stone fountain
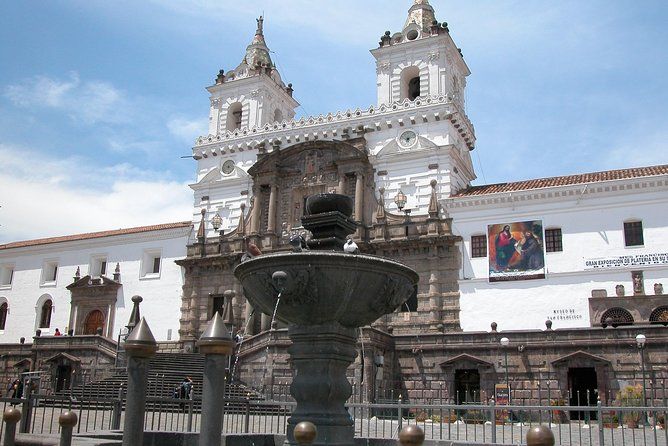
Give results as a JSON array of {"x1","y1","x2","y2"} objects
[{"x1": 235, "y1": 194, "x2": 418, "y2": 446}]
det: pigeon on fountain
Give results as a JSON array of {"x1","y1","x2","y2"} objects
[
  {"x1": 343, "y1": 238, "x2": 359, "y2": 254},
  {"x1": 289, "y1": 233, "x2": 308, "y2": 252},
  {"x1": 241, "y1": 243, "x2": 263, "y2": 262}
]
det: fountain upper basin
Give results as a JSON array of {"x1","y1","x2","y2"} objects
[{"x1": 234, "y1": 251, "x2": 418, "y2": 327}]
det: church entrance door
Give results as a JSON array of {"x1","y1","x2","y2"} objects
[
  {"x1": 83, "y1": 310, "x2": 105, "y2": 335},
  {"x1": 56, "y1": 364, "x2": 72, "y2": 392},
  {"x1": 568, "y1": 367, "x2": 598, "y2": 420},
  {"x1": 454, "y1": 369, "x2": 480, "y2": 404}
]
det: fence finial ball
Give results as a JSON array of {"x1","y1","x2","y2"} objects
[
  {"x1": 526, "y1": 425, "x2": 555, "y2": 446},
  {"x1": 58, "y1": 410, "x2": 79, "y2": 428},
  {"x1": 3, "y1": 407, "x2": 21, "y2": 423},
  {"x1": 399, "y1": 425, "x2": 425, "y2": 446},
  {"x1": 294, "y1": 421, "x2": 317, "y2": 445}
]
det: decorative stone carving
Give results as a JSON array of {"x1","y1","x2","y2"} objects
[
  {"x1": 632, "y1": 271, "x2": 644, "y2": 295},
  {"x1": 615, "y1": 284, "x2": 625, "y2": 297}
]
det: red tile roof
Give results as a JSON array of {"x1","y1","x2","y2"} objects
[
  {"x1": 453, "y1": 165, "x2": 668, "y2": 197},
  {"x1": 0, "y1": 222, "x2": 192, "y2": 250}
]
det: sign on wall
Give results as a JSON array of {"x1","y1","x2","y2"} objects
[
  {"x1": 488, "y1": 220, "x2": 545, "y2": 282},
  {"x1": 584, "y1": 253, "x2": 668, "y2": 269}
]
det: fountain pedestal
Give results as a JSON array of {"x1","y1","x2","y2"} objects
[{"x1": 286, "y1": 323, "x2": 357, "y2": 446}]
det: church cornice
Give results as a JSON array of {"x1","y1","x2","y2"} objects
[
  {"x1": 444, "y1": 175, "x2": 668, "y2": 211},
  {"x1": 193, "y1": 94, "x2": 475, "y2": 153}
]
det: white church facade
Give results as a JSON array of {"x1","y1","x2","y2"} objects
[{"x1": 0, "y1": 0, "x2": 666, "y2": 358}]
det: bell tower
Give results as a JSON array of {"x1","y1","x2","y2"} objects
[
  {"x1": 371, "y1": 0, "x2": 470, "y2": 109},
  {"x1": 206, "y1": 17, "x2": 299, "y2": 136}
]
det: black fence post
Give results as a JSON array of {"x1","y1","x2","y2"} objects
[
  {"x1": 111, "y1": 386, "x2": 123, "y2": 430},
  {"x1": 19, "y1": 395, "x2": 33, "y2": 433},
  {"x1": 244, "y1": 398, "x2": 251, "y2": 433}
]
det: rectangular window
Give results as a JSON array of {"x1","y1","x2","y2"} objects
[
  {"x1": 90, "y1": 255, "x2": 108, "y2": 277},
  {"x1": 152, "y1": 256, "x2": 161, "y2": 274},
  {"x1": 624, "y1": 221, "x2": 644, "y2": 247},
  {"x1": 0, "y1": 265, "x2": 14, "y2": 287},
  {"x1": 545, "y1": 228, "x2": 563, "y2": 252},
  {"x1": 471, "y1": 235, "x2": 487, "y2": 258},
  {"x1": 41, "y1": 260, "x2": 59, "y2": 285},
  {"x1": 141, "y1": 250, "x2": 162, "y2": 278}
]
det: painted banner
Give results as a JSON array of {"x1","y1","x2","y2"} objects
[
  {"x1": 584, "y1": 253, "x2": 668, "y2": 269},
  {"x1": 495, "y1": 383, "x2": 510, "y2": 422},
  {"x1": 488, "y1": 220, "x2": 545, "y2": 282}
]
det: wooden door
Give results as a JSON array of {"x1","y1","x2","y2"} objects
[{"x1": 83, "y1": 310, "x2": 105, "y2": 335}]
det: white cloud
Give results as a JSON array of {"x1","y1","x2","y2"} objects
[
  {"x1": 0, "y1": 143, "x2": 192, "y2": 243},
  {"x1": 167, "y1": 117, "x2": 208, "y2": 144},
  {"x1": 4, "y1": 72, "x2": 130, "y2": 125}
]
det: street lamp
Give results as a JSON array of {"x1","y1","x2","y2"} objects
[
  {"x1": 394, "y1": 190, "x2": 407, "y2": 211},
  {"x1": 211, "y1": 213, "x2": 223, "y2": 232},
  {"x1": 500, "y1": 337, "x2": 511, "y2": 404},
  {"x1": 636, "y1": 334, "x2": 648, "y2": 413}
]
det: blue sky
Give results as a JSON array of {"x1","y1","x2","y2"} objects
[{"x1": 1, "y1": 0, "x2": 667, "y2": 242}]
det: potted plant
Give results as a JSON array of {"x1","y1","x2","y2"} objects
[
  {"x1": 550, "y1": 398, "x2": 569, "y2": 424},
  {"x1": 615, "y1": 385, "x2": 643, "y2": 428}
]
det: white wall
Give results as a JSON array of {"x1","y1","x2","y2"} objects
[
  {"x1": 0, "y1": 228, "x2": 190, "y2": 342},
  {"x1": 448, "y1": 181, "x2": 668, "y2": 331}
]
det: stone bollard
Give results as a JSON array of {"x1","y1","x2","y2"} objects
[
  {"x1": 294, "y1": 421, "x2": 318, "y2": 445},
  {"x1": 197, "y1": 312, "x2": 234, "y2": 446},
  {"x1": 58, "y1": 411, "x2": 78, "y2": 446},
  {"x1": 398, "y1": 425, "x2": 425, "y2": 446},
  {"x1": 3, "y1": 407, "x2": 22, "y2": 446},
  {"x1": 526, "y1": 425, "x2": 555, "y2": 446},
  {"x1": 122, "y1": 317, "x2": 157, "y2": 446}
]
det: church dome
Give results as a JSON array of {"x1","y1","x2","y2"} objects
[
  {"x1": 403, "y1": 0, "x2": 436, "y2": 34},
  {"x1": 242, "y1": 16, "x2": 274, "y2": 70}
]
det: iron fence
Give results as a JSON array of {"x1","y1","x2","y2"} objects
[{"x1": 2, "y1": 394, "x2": 666, "y2": 445}]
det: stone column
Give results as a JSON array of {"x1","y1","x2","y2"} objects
[
  {"x1": 267, "y1": 184, "x2": 278, "y2": 234},
  {"x1": 122, "y1": 318, "x2": 158, "y2": 446},
  {"x1": 286, "y1": 322, "x2": 357, "y2": 446},
  {"x1": 338, "y1": 173, "x2": 346, "y2": 195},
  {"x1": 261, "y1": 313, "x2": 272, "y2": 332},
  {"x1": 354, "y1": 173, "x2": 364, "y2": 222},
  {"x1": 428, "y1": 268, "x2": 440, "y2": 329},
  {"x1": 198, "y1": 313, "x2": 234, "y2": 446},
  {"x1": 250, "y1": 192, "x2": 262, "y2": 235}
]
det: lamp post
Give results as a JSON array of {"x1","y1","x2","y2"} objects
[
  {"x1": 636, "y1": 334, "x2": 648, "y2": 413},
  {"x1": 211, "y1": 212, "x2": 224, "y2": 251},
  {"x1": 211, "y1": 213, "x2": 222, "y2": 233},
  {"x1": 500, "y1": 337, "x2": 510, "y2": 404},
  {"x1": 394, "y1": 190, "x2": 407, "y2": 211},
  {"x1": 394, "y1": 190, "x2": 412, "y2": 222}
]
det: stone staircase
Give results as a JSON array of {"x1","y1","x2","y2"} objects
[{"x1": 63, "y1": 352, "x2": 264, "y2": 402}]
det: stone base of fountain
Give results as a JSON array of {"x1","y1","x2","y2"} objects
[{"x1": 285, "y1": 323, "x2": 357, "y2": 446}]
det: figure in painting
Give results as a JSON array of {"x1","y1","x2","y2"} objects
[
  {"x1": 517, "y1": 230, "x2": 544, "y2": 270},
  {"x1": 494, "y1": 225, "x2": 517, "y2": 270}
]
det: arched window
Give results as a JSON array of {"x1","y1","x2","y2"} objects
[
  {"x1": 649, "y1": 306, "x2": 668, "y2": 326},
  {"x1": 0, "y1": 301, "x2": 8, "y2": 330},
  {"x1": 400, "y1": 66, "x2": 421, "y2": 101},
  {"x1": 226, "y1": 102, "x2": 243, "y2": 131},
  {"x1": 39, "y1": 299, "x2": 53, "y2": 328},
  {"x1": 600, "y1": 307, "x2": 633, "y2": 327},
  {"x1": 274, "y1": 109, "x2": 283, "y2": 123}
]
